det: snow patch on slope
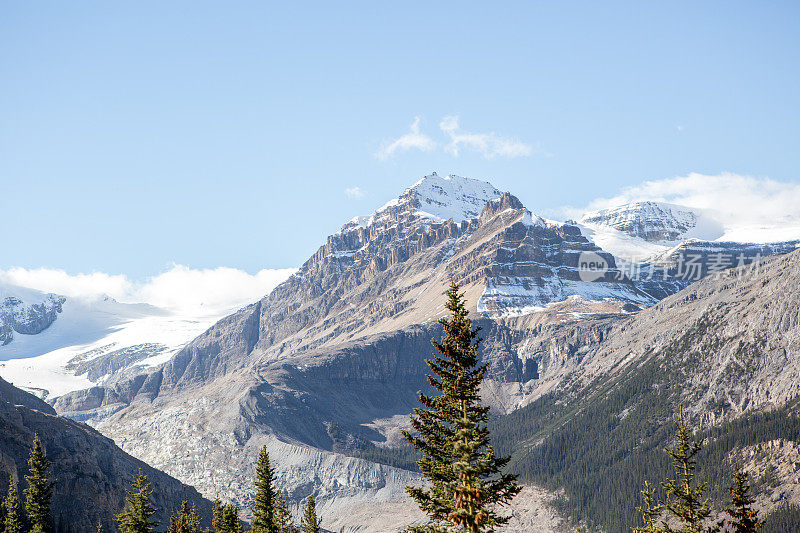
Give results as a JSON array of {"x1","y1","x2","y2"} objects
[
  {"x1": 575, "y1": 223, "x2": 669, "y2": 261},
  {"x1": 478, "y1": 277, "x2": 654, "y2": 318}
]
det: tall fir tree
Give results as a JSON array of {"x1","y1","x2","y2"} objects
[
  {"x1": 300, "y1": 495, "x2": 320, "y2": 533},
  {"x1": 115, "y1": 469, "x2": 158, "y2": 533},
  {"x1": 633, "y1": 481, "x2": 664, "y2": 533},
  {"x1": 252, "y1": 446, "x2": 278, "y2": 533},
  {"x1": 402, "y1": 282, "x2": 520, "y2": 532},
  {"x1": 661, "y1": 406, "x2": 717, "y2": 533},
  {"x1": 723, "y1": 469, "x2": 762, "y2": 532},
  {"x1": 273, "y1": 491, "x2": 295, "y2": 533},
  {"x1": 222, "y1": 506, "x2": 241, "y2": 533},
  {"x1": 212, "y1": 499, "x2": 224, "y2": 533},
  {"x1": 212, "y1": 499, "x2": 241, "y2": 533},
  {"x1": 4, "y1": 479, "x2": 22, "y2": 533},
  {"x1": 24, "y1": 434, "x2": 54, "y2": 533},
  {"x1": 166, "y1": 501, "x2": 200, "y2": 533}
]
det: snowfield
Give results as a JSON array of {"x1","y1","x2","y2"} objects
[{"x1": 0, "y1": 270, "x2": 294, "y2": 399}]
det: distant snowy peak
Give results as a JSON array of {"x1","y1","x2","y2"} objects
[
  {"x1": 580, "y1": 201, "x2": 713, "y2": 242},
  {"x1": 0, "y1": 284, "x2": 65, "y2": 345},
  {"x1": 343, "y1": 173, "x2": 504, "y2": 232}
]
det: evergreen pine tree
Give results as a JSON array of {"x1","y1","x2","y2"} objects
[
  {"x1": 300, "y1": 495, "x2": 320, "y2": 533},
  {"x1": 212, "y1": 499, "x2": 241, "y2": 533},
  {"x1": 723, "y1": 469, "x2": 762, "y2": 532},
  {"x1": 115, "y1": 469, "x2": 158, "y2": 533},
  {"x1": 402, "y1": 282, "x2": 520, "y2": 531},
  {"x1": 273, "y1": 491, "x2": 295, "y2": 533},
  {"x1": 633, "y1": 481, "x2": 664, "y2": 533},
  {"x1": 221, "y1": 506, "x2": 241, "y2": 533},
  {"x1": 4, "y1": 480, "x2": 22, "y2": 533},
  {"x1": 660, "y1": 405, "x2": 718, "y2": 533},
  {"x1": 212, "y1": 499, "x2": 224, "y2": 533},
  {"x1": 167, "y1": 501, "x2": 201, "y2": 533},
  {"x1": 251, "y1": 446, "x2": 277, "y2": 533},
  {"x1": 24, "y1": 434, "x2": 54, "y2": 533}
]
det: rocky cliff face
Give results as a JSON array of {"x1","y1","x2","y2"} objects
[
  {"x1": 0, "y1": 285, "x2": 64, "y2": 345},
  {"x1": 0, "y1": 377, "x2": 211, "y2": 532}
]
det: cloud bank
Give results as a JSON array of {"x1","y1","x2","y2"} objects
[{"x1": 0, "y1": 265, "x2": 296, "y2": 316}]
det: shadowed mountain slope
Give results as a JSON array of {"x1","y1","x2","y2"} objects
[{"x1": 0, "y1": 377, "x2": 212, "y2": 532}]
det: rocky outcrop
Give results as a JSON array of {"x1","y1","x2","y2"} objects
[
  {"x1": 0, "y1": 289, "x2": 64, "y2": 345},
  {"x1": 65, "y1": 343, "x2": 168, "y2": 382},
  {"x1": 529, "y1": 249, "x2": 800, "y2": 424},
  {"x1": 0, "y1": 377, "x2": 211, "y2": 532}
]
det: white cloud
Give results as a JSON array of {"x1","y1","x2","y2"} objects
[
  {"x1": 0, "y1": 268, "x2": 133, "y2": 301},
  {"x1": 0, "y1": 265, "x2": 296, "y2": 316},
  {"x1": 439, "y1": 115, "x2": 538, "y2": 159},
  {"x1": 345, "y1": 186, "x2": 365, "y2": 198},
  {"x1": 569, "y1": 173, "x2": 800, "y2": 242},
  {"x1": 375, "y1": 116, "x2": 437, "y2": 160}
]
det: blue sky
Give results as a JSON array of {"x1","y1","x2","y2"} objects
[{"x1": 2, "y1": 1, "x2": 799, "y2": 279}]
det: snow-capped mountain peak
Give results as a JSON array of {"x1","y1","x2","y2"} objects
[
  {"x1": 343, "y1": 173, "x2": 503, "y2": 232},
  {"x1": 580, "y1": 201, "x2": 723, "y2": 243},
  {"x1": 406, "y1": 173, "x2": 504, "y2": 223}
]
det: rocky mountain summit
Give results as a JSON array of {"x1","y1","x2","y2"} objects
[
  {"x1": 578, "y1": 200, "x2": 800, "y2": 300},
  {"x1": 0, "y1": 376, "x2": 211, "y2": 531}
]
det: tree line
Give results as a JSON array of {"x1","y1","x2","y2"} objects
[{"x1": 0, "y1": 437, "x2": 321, "y2": 533}]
